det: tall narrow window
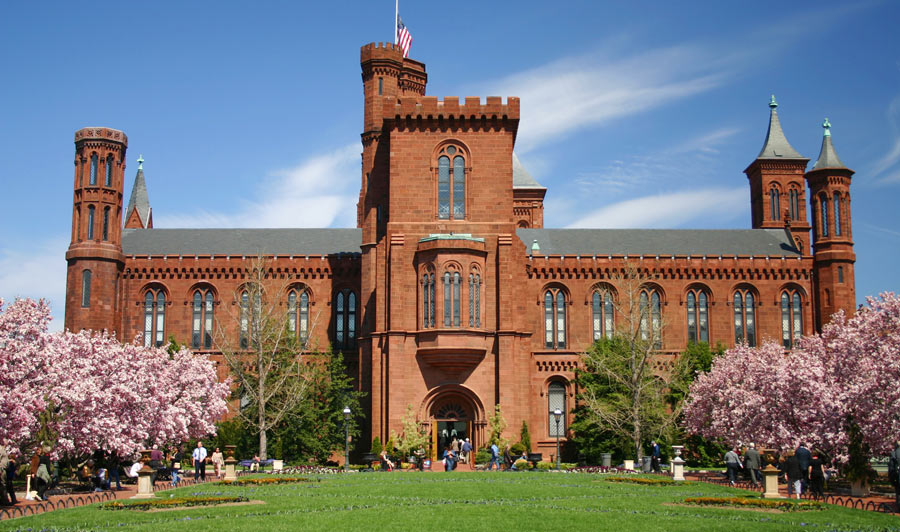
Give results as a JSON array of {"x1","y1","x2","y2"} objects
[
  {"x1": 770, "y1": 189, "x2": 780, "y2": 220},
  {"x1": 89, "y1": 154, "x2": 98, "y2": 186},
  {"x1": 240, "y1": 290, "x2": 249, "y2": 349},
  {"x1": 468, "y1": 274, "x2": 474, "y2": 327},
  {"x1": 287, "y1": 288, "x2": 310, "y2": 342},
  {"x1": 452, "y1": 272, "x2": 461, "y2": 327},
  {"x1": 423, "y1": 273, "x2": 433, "y2": 328},
  {"x1": 105, "y1": 155, "x2": 113, "y2": 186},
  {"x1": 378, "y1": 77, "x2": 383, "y2": 95},
  {"x1": 81, "y1": 269, "x2": 92, "y2": 307},
  {"x1": 544, "y1": 288, "x2": 567, "y2": 349},
  {"x1": 442, "y1": 271, "x2": 460, "y2": 327},
  {"x1": 834, "y1": 195, "x2": 842, "y2": 236},
  {"x1": 686, "y1": 289, "x2": 709, "y2": 343},
  {"x1": 820, "y1": 197, "x2": 829, "y2": 237},
  {"x1": 191, "y1": 288, "x2": 214, "y2": 349},
  {"x1": 143, "y1": 288, "x2": 166, "y2": 347},
  {"x1": 789, "y1": 189, "x2": 800, "y2": 220},
  {"x1": 87, "y1": 205, "x2": 95, "y2": 240},
  {"x1": 473, "y1": 273, "x2": 481, "y2": 327},
  {"x1": 334, "y1": 288, "x2": 357, "y2": 350},
  {"x1": 640, "y1": 288, "x2": 662, "y2": 348},
  {"x1": 102, "y1": 207, "x2": 110, "y2": 241},
  {"x1": 838, "y1": 266, "x2": 844, "y2": 283},
  {"x1": 548, "y1": 381, "x2": 566, "y2": 438},
  {"x1": 592, "y1": 290, "x2": 614, "y2": 340},
  {"x1": 781, "y1": 290, "x2": 803, "y2": 348},
  {"x1": 435, "y1": 144, "x2": 467, "y2": 220},
  {"x1": 733, "y1": 289, "x2": 756, "y2": 347}
]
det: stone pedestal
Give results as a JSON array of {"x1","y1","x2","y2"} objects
[
  {"x1": 273, "y1": 459, "x2": 284, "y2": 471},
  {"x1": 131, "y1": 449, "x2": 155, "y2": 499},
  {"x1": 761, "y1": 465, "x2": 782, "y2": 499},
  {"x1": 671, "y1": 457, "x2": 685, "y2": 481},
  {"x1": 623, "y1": 459, "x2": 634, "y2": 470},
  {"x1": 224, "y1": 445, "x2": 238, "y2": 481},
  {"x1": 850, "y1": 478, "x2": 870, "y2": 497}
]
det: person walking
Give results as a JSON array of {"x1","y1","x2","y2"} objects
[
  {"x1": 4, "y1": 449, "x2": 17, "y2": 505},
  {"x1": 0, "y1": 442, "x2": 9, "y2": 506},
  {"x1": 169, "y1": 446, "x2": 183, "y2": 486},
  {"x1": 489, "y1": 442, "x2": 500, "y2": 471},
  {"x1": 808, "y1": 450, "x2": 825, "y2": 498},
  {"x1": 724, "y1": 447, "x2": 743, "y2": 485},
  {"x1": 192, "y1": 441, "x2": 208, "y2": 481},
  {"x1": 650, "y1": 441, "x2": 661, "y2": 473},
  {"x1": 461, "y1": 438, "x2": 473, "y2": 466},
  {"x1": 211, "y1": 448, "x2": 224, "y2": 479},
  {"x1": 890, "y1": 440, "x2": 900, "y2": 509},
  {"x1": 743, "y1": 443, "x2": 762, "y2": 486},
  {"x1": 795, "y1": 443, "x2": 811, "y2": 493},
  {"x1": 784, "y1": 451, "x2": 803, "y2": 499},
  {"x1": 33, "y1": 446, "x2": 52, "y2": 501}
]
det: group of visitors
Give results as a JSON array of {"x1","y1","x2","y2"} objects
[{"x1": 724, "y1": 442, "x2": 828, "y2": 498}]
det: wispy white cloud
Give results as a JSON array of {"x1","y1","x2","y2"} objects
[
  {"x1": 872, "y1": 95, "x2": 900, "y2": 184},
  {"x1": 157, "y1": 144, "x2": 360, "y2": 228},
  {"x1": 0, "y1": 236, "x2": 68, "y2": 331},
  {"x1": 566, "y1": 187, "x2": 746, "y2": 229}
]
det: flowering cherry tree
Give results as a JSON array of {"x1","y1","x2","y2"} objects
[
  {"x1": 683, "y1": 292, "x2": 900, "y2": 465},
  {"x1": 0, "y1": 297, "x2": 229, "y2": 457}
]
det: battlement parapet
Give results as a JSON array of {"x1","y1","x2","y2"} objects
[
  {"x1": 361, "y1": 42, "x2": 403, "y2": 63},
  {"x1": 75, "y1": 127, "x2": 128, "y2": 145},
  {"x1": 386, "y1": 96, "x2": 520, "y2": 121}
]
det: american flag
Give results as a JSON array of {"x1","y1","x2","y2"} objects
[{"x1": 396, "y1": 15, "x2": 412, "y2": 58}]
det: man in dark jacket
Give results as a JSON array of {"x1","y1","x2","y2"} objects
[
  {"x1": 889, "y1": 440, "x2": 900, "y2": 508},
  {"x1": 795, "y1": 443, "x2": 812, "y2": 491},
  {"x1": 743, "y1": 443, "x2": 762, "y2": 486},
  {"x1": 784, "y1": 451, "x2": 803, "y2": 499}
]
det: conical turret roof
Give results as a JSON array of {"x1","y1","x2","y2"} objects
[
  {"x1": 757, "y1": 95, "x2": 804, "y2": 159},
  {"x1": 812, "y1": 118, "x2": 847, "y2": 170},
  {"x1": 125, "y1": 155, "x2": 151, "y2": 228}
]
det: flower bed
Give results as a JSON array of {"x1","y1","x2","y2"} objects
[
  {"x1": 683, "y1": 497, "x2": 826, "y2": 511},
  {"x1": 100, "y1": 496, "x2": 249, "y2": 511},
  {"x1": 220, "y1": 477, "x2": 317, "y2": 486},
  {"x1": 603, "y1": 476, "x2": 681, "y2": 485},
  {"x1": 267, "y1": 465, "x2": 342, "y2": 475},
  {"x1": 567, "y1": 466, "x2": 633, "y2": 474}
]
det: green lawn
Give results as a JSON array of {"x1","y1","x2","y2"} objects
[{"x1": 3, "y1": 472, "x2": 898, "y2": 531}]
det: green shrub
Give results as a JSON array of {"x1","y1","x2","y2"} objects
[
  {"x1": 513, "y1": 459, "x2": 530, "y2": 470},
  {"x1": 371, "y1": 436, "x2": 383, "y2": 456},
  {"x1": 510, "y1": 442, "x2": 526, "y2": 455},
  {"x1": 519, "y1": 421, "x2": 532, "y2": 452},
  {"x1": 475, "y1": 447, "x2": 492, "y2": 464}
]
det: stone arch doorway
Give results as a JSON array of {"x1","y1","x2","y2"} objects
[{"x1": 422, "y1": 386, "x2": 486, "y2": 461}]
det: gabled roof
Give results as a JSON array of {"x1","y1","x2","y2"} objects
[
  {"x1": 125, "y1": 163, "x2": 151, "y2": 229},
  {"x1": 122, "y1": 228, "x2": 362, "y2": 256},
  {"x1": 517, "y1": 228, "x2": 801, "y2": 257},
  {"x1": 513, "y1": 153, "x2": 545, "y2": 188},
  {"x1": 757, "y1": 95, "x2": 805, "y2": 159},
  {"x1": 812, "y1": 119, "x2": 847, "y2": 170}
]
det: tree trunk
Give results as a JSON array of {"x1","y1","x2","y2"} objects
[
  {"x1": 633, "y1": 388, "x2": 642, "y2": 460},
  {"x1": 259, "y1": 427, "x2": 268, "y2": 461}
]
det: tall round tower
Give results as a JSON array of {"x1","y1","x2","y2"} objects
[{"x1": 64, "y1": 127, "x2": 128, "y2": 334}]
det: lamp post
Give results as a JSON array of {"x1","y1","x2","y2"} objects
[
  {"x1": 343, "y1": 406, "x2": 351, "y2": 472},
  {"x1": 553, "y1": 408, "x2": 563, "y2": 471}
]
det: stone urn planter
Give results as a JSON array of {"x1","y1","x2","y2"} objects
[{"x1": 850, "y1": 478, "x2": 870, "y2": 497}]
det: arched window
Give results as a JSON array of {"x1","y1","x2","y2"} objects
[
  {"x1": 834, "y1": 195, "x2": 842, "y2": 236},
  {"x1": 781, "y1": 290, "x2": 803, "y2": 348},
  {"x1": 640, "y1": 288, "x2": 662, "y2": 348},
  {"x1": 105, "y1": 155, "x2": 113, "y2": 186},
  {"x1": 287, "y1": 287, "x2": 310, "y2": 342},
  {"x1": 81, "y1": 269, "x2": 92, "y2": 307},
  {"x1": 770, "y1": 188, "x2": 780, "y2": 221},
  {"x1": 422, "y1": 272, "x2": 435, "y2": 328},
  {"x1": 102, "y1": 207, "x2": 110, "y2": 241},
  {"x1": 686, "y1": 288, "x2": 709, "y2": 343},
  {"x1": 87, "y1": 205, "x2": 95, "y2": 240},
  {"x1": 468, "y1": 272, "x2": 481, "y2": 327},
  {"x1": 89, "y1": 154, "x2": 98, "y2": 186},
  {"x1": 820, "y1": 197, "x2": 829, "y2": 237},
  {"x1": 789, "y1": 188, "x2": 800, "y2": 220},
  {"x1": 191, "y1": 288, "x2": 215, "y2": 349},
  {"x1": 143, "y1": 288, "x2": 166, "y2": 347},
  {"x1": 436, "y1": 144, "x2": 466, "y2": 220},
  {"x1": 733, "y1": 289, "x2": 756, "y2": 347},
  {"x1": 443, "y1": 270, "x2": 461, "y2": 327},
  {"x1": 548, "y1": 381, "x2": 566, "y2": 438},
  {"x1": 544, "y1": 288, "x2": 567, "y2": 349},
  {"x1": 334, "y1": 288, "x2": 357, "y2": 350},
  {"x1": 240, "y1": 290, "x2": 250, "y2": 349},
  {"x1": 591, "y1": 289, "x2": 614, "y2": 340}
]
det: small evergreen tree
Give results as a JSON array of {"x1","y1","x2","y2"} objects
[
  {"x1": 391, "y1": 404, "x2": 429, "y2": 460},
  {"x1": 488, "y1": 404, "x2": 508, "y2": 448},
  {"x1": 371, "y1": 436, "x2": 383, "y2": 455},
  {"x1": 519, "y1": 420, "x2": 532, "y2": 452}
]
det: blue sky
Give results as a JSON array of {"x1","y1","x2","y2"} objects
[{"x1": 1, "y1": 1, "x2": 898, "y2": 330}]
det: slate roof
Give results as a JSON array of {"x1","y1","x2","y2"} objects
[
  {"x1": 757, "y1": 98, "x2": 805, "y2": 160},
  {"x1": 122, "y1": 228, "x2": 362, "y2": 256},
  {"x1": 124, "y1": 168, "x2": 151, "y2": 228},
  {"x1": 517, "y1": 228, "x2": 801, "y2": 257},
  {"x1": 513, "y1": 152, "x2": 544, "y2": 188},
  {"x1": 812, "y1": 132, "x2": 847, "y2": 170}
]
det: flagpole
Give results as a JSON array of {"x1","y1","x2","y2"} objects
[{"x1": 394, "y1": 0, "x2": 399, "y2": 44}]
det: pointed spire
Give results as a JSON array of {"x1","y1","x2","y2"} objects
[
  {"x1": 812, "y1": 118, "x2": 847, "y2": 170},
  {"x1": 124, "y1": 155, "x2": 152, "y2": 229},
  {"x1": 757, "y1": 94, "x2": 804, "y2": 159}
]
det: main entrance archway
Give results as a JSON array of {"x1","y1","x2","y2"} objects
[{"x1": 421, "y1": 385, "x2": 487, "y2": 461}]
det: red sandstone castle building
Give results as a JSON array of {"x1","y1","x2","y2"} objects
[{"x1": 65, "y1": 42, "x2": 856, "y2": 459}]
